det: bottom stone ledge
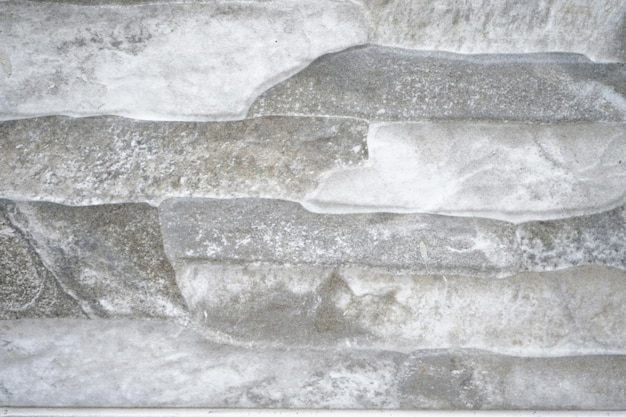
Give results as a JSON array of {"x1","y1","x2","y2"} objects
[{"x1": 1, "y1": 319, "x2": 625, "y2": 410}]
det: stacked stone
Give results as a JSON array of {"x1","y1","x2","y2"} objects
[{"x1": 1, "y1": 0, "x2": 626, "y2": 410}]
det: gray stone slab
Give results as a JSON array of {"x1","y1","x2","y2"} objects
[
  {"x1": 366, "y1": 0, "x2": 626, "y2": 63},
  {"x1": 176, "y1": 263, "x2": 626, "y2": 355},
  {"x1": 518, "y1": 204, "x2": 626, "y2": 272},
  {"x1": 1, "y1": 319, "x2": 625, "y2": 409},
  {"x1": 0, "y1": 0, "x2": 367, "y2": 120},
  {"x1": 248, "y1": 46, "x2": 626, "y2": 122},
  {"x1": 1, "y1": 200, "x2": 187, "y2": 319},
  {"x1": 160, "y1": 198, "x2": 522, "y2": 278},
  {"x1": 0, "y1": 116, "x2": 367, "y2": 205},
  {"x1": 305, "y1": 122, "x2": 626, "y2": 222},
  {"x1": 160, "y1": 198, "x2": 626, "y2": 278},
  {"x1": 0, "y1": 202, "x2": 85, "y2": 319}
]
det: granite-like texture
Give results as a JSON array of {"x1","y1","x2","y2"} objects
[
  {"x1": 160, "y1": 198, "x2": 626, "y2": 278},
  {"x1": 249, "y1": 46, "x2": 626, "y2": 122},
  {"x1": 0, "y1": 0, "x2": 368, "y2": 120},
  {"x1": 160, "y1": 198, "x2": 521, "y2": 278},
  {"x1": 305, "y1": 122, "x2": 626, "y2": 222},
  {"x1": 175, "y1": 263, "x2": 626, "y2": 355},
  {"x1": 0, "y1": 200, "x2": 187, "y2": 319},
  {"x1": 367, "y1": 0, "x2": 626, "y2": 63},
  {"x1": 1, "y1": 319, "x2": 625, "y2": 409},
  {"x1": 0, "y1": 116, "x2": 367, "y2": 205},
  {"x1": 0, "y1": 202, "x2": 85, "y2": 319}
]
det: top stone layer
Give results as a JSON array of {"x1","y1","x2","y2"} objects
[{"x1": 1, "y1": 0, "x2": 624, "y2": 121}]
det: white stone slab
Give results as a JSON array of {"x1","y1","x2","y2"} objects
[
  {"x1": 0, "y1": 0, "x2": 368, "y2": 121},
  {"x1": 305, "y1": 122, "x2": 626, "y2": 222}
]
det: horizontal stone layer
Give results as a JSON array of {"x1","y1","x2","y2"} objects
[
  {"x1": 249, "y1": 46, "x2": 626, "y2": 122},
  {"x1": 367, "y1": 0, "x2": 626, "y2": 63},
  {"x1": 305, "y1": 122, "x2": 626, "y2": 222},
  {"x1": 0, "y1": 200, "x2": 187, "y2": 319},
  {"x1": 0, "y1": 116, "x2": 367, "y2": 205},
  {"x1": 176, "y1": 263, "x2": 626, "y2": 355},
  {"x1": 0, "y1": 0, "x2": 367, "y2": 120},
  {"x1": 1, "y1": 319, "x2": 625, "y2": 409},
  {"x1": 160, "y1": 198, "x2": 626, "y2": 277}
]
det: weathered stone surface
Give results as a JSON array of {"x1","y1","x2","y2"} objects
[
  {"x1": 518, "y1": 204, "x2": 626, "y2": 272},
  {"x1": 0, "y1": 202, "x2": 85, "y2": 319},
  {"x1": 305, "y1": 122, "x2": 626, "y2": 222},
  {"x1": 176, "y1": 263, "x2": 626, "y2": 355},
  {"x1": 1, "y1": 200, "x2": 187, "y2": 319},
  {"x1": 160, "y1": 198, "x2": 626, "y2": 278},
  {"x1": 366, "y1": 0, "x2": 626, "y2": 63},
  {"x1": 160, "y1": 198, "x2": 521, "y2": 278},
  {"x1": 1, "y1": 319, "x2": 625, "y2": 409},
  {"x1": 249, "y1": 46, "x2": 626, "y2": 122},
  {"x1": 0, "y1": 116, "x2": 367, "y2": 205},
  {"x1": 0, "y1": 0, "x2": 368, "y2": 120}
]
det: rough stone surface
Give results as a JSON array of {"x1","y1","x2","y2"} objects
[
  {"x1": 160, "y1": 198, "x2": 626, "y2": 278},
  {"x1": 160, "y1": 198, "x2": 521, "y2": 278},
  {"x1": 305, "y1": 122, "x2": 626, "y2": 222},
  {"x1": 0, "y1": 202, "x2": 85, "y2": 319},
  {"x1": 0, "y1": 116, "x2": 367, "y2": 205},
  {"x1": 0, "y1": 200, "x2": 187, "y2": 319},
  {"x1": 176, "y1": 263, "x2": 626, "y2": 355},
  {"x1": 518, "y1": 204, "x2": 626, "y2": 272},
  {"x1": 1, "y1": 319, "x2": 625, "y2": 409},
  {"x1": 0, "y1": 0, "x2": 368, "y2": 120},
  {"x1": 249, "y1": 46, "x2": 626, "y2": 122},
  {"x1": 366, "y1": 0, "x2": 626, "y2": 63}
]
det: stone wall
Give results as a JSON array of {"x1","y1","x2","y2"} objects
[{"x1": 1, "y1": 0, "x2": 626, "y2": 410}]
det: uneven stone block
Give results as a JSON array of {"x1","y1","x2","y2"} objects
[
  {"x1": 366, "y1": 0, "x2": 626, "y2": 63},
  {"x1": 0, "y1": 116, "x2": 367, "y2": 205},
  {"x1": 160, "y1": 198, "x2": 625, "y2": 278},
  {"x1": 0, "y1": 0, "x2": 368, "y2": 120},
  {"x1": 518, "y1": 204, "x2": 626, "y2": 272},
  {"x1": 305, "y1": 122, "x2": 626, "y2": 222},
  {"x1": 0, "y1": 203, "x2": 85, "y2": 319},
  {"x1": 176, "y1": 263, "x2": 626, "y2": 355},
  {"x1": 249, "y1": 46, "x2": 626, "y2": 122},
  {"x1": 1, "y1": 319, "x2": 625, "y2": 409},
  {"x1": 160, "y1": 198, "x2": 521, "y2": 278},
  {"x1": 1, "y1": 200, "x2": 187, "y2": 319}
]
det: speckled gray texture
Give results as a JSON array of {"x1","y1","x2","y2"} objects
[
  {"x1": 249, "y1": 46, "x2": 626, "y2": 122},
  {"x1": 0, "y1": 202, "x2": 85, "y2": 319},
  {"x1": 0, "y1": 200, "x2": 187, "y2": 319},
  {"x1": 0, "y1": 116, "x2": 367, "y2": 205},
  {"x1": 160, "y1": 198, "x2": 626, "y2": 278},
  {"x1": 160, "y1": 198, "x2": 521, "y2": 278},
  {"x1": 1, "y1": 319, "x2": 625, "y2": 409}
]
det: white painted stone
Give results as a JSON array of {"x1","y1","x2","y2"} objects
[
  {"x1": 366, "y1": 0, "x2": 626, "y2": 63},
  {"x1": 305, "y1": 122, "x2": 626, "y2": 222},
  {"x1": 176, "y1": 263, "x2": 626, "y2": 356},
  {"x1": 0, "y1": 0, "x2": 368, "y2": 121}
]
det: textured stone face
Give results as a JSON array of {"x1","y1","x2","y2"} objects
[
  {"x1": 175, "y1": 263, "x2": 626, "y2": 355},
  {"x1": 160, "y1": 198, "x2": 521, "y2": 277},
  {"x1": 305, "y1": 122, "x2": 626, "y2": 221},
  {"x1": 367, "y1": 0, "x2": 626, "y2": 63},
  {"x1": 0, "y1": 202, "x2": 85, "y2": 319},
  {"x1": 249, "y1": 46, "x2": 626, "y2": 122},
  {"x1": 160, "y1": 198, "x2": 625, "y2": 278},
  {"x1": 0, "y1": 200, "x2": 187, "y2": 319},
  {"x1": 1, "y1": 319, "x2": 625, "y2": 409},
  {"x1": 0, "y1": 0, "x2": 368, "y2": 120},
  {"x1": 0, "y1": 116, "x2": 368, "y2": 205}
]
